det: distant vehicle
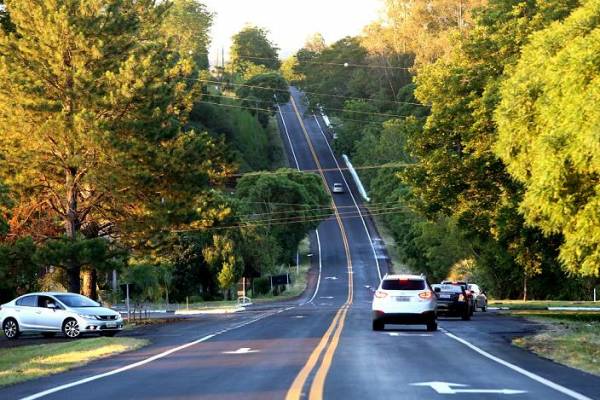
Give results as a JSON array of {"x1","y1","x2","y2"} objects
[
  {"x1": 467, "y1": 284, "x2": 488, "y2": 312},
  {"x1": 332, "y1": 182, "x2": 344, "y2": 193},
  {"x1": 372, "y1": 274, "x2": 437, "y2": 332},
  {"x1": 433, "y1": 284, "x2": 473, "y2": 320},
  {"x1": 0, "y1": 292, "x2": 124, "y2": 340}
]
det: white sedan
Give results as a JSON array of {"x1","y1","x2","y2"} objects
[{"x1": 1, "y1": 292, "x2": 123, "y2": 339}]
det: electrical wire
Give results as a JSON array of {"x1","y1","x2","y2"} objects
[
  {"x1": 173, "y1": 205, "x2": 414, "y2": 233},
  {"x1": 198, "y1": 78, "x2": 428, "y2": 108}
]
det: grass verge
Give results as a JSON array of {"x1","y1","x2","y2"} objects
[
  {"x1": 369, "y1": 213, "x2": 408, "y2": 274},
  {"x1": 0, "y1": 337, "x2": 148, "y2": 387},
  {"x1": 490, "y1": 300, "x2": 599, "y2": 310},
  {"x1": 510, "y1": 311, "x2": 600, "y2": 376}
]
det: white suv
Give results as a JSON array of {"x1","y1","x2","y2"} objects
[{"x1": 372, "y1": 274, "x2": 437, "y2": 331}]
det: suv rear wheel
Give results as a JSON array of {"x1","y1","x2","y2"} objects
[
  {"x1": 426, "y1": 322, "x2": 438, "y2": 332},
  {"x1": 372, "y1": 320, "x2": 384, "y2": 331}
]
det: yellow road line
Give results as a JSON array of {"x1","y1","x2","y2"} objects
[{"x1": 285, "y1": 95, "x2": 353, "y2": 400}]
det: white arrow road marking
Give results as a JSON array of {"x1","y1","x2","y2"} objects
[
  {"x1": 222, "y1": 347, "x2": 260, "y2": 355},
  {"x1": 324, "y1": 276, "x2": 338, "y2": 280},
  {"x1": 411, "y1": 382, "x2": 526, "y2": 395}
]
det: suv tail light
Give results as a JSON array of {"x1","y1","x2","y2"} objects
[
  {"x1": 418, "y1": 290, "x2": 433, "y2": 299},
  {"x1": 375, "y1": 290, "x2": 388, "y2": 299},
  {"x1": 458, "y1": 294, "x2": 465, "y2": 302}
]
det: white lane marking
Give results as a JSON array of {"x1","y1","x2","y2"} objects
[
  {"x1": 305, "y1": 229, "x2": 322, "y2": 305},
  {"x1": 320, "y1": 296, "x2": 334, "y2": 299},
  {"x1": 292, "y1": 315, "x2": 305, "y2": 319},
  {"x1": 324, "y1": 276, "x2": 338, "y2": 280},
  {"x1": 313, "y1": 115, "x2": 382, "y2": 281},
  {"x1": 222, "y1": 347, "x2": 260, "y2": 355},
  {"x1": 21, "y1": 309, "x2": 288, "y2": 400},
  {"x1": 442, "y1": 330, "x2": 593, "y2": 400},
  {"x1": 277, "y1": 103, "x2": 300, "y2": 170},
  {"x1": 411, "y1": 381, "x2": 526, "y2": 395}
]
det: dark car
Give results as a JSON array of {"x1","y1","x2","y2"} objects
[{"x1": 432, "y1": 284, "x2": 473, "y2": 320}]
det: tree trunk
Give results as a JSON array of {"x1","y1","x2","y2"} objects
[
  {"x1": 82, "y1": 268, "x2": 97, "y2": 300},
  {"x1": 65, "y1": 169, "x2": 82, "y2": 294},
  {"x1": 523, "y1": 274, "x2": 528, "y2": 301}
]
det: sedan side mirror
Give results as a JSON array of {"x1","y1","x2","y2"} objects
[{"x1": 47, "y1": 303, "x2": 58, "y2": 310}]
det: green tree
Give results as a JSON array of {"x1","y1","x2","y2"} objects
[
  {"x1": 236, "y1": 170, "x2": 330, "y2": 265},
  {"x1": 495, "y1": 0, "x2": 600, "y2": 277},
  {"x1": 230, "y1": 25, "x2": 280, "y2": 75},
  {"x1": 0, "y1": 0, "x2": 225, "y2": 293},
  {"x1": 161, "y1": 0, "x2": 213, "y2": 70}
]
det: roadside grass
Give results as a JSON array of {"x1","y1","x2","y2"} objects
[
  {"x1": 490, "y1": 300, "x2": 599, "y2": 310},
  {"x1": 0, "y1": 337, "x2": 148, "y2": 387},
  {"x1": 267, "y1": 116, "x2": 289, "y2": 170},
  {"x1": 370, "y1": 213, "x2": 409, "y2": 274},
  {"x1": 510, "y1": 311, "x2": 600, "y2": 376}
]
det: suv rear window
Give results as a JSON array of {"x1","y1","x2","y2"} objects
[{"x1": 382, "y1": 279, "x2": 425, "y2": 290}]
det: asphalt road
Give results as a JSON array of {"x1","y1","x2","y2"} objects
[{"x1": 1, "y1": 88, "x2": 599, "y2": 400}]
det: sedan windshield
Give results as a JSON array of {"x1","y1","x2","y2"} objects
[{"x1": 55, "y1": 294, "x2": 99, "y2": 308}]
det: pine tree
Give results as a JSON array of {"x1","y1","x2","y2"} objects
[{"x1": 0, "y1": 0, "x2": 222, "y2": 293}]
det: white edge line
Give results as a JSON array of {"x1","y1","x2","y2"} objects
[
  {"x1": 305, "y1": 229, "x2": 323, "y2": 305},
  {"x1": 277, "y1": 103, "x2": 300, "y2": 170},
  {"x1": 442, "y1": 330, "x2": 593, "y2": 400},
  {"x1": 313, "y1": 115, "x2": 382, "y2": 281},
  {"x1": 20, "y1": 310, "x2": 286, "y2": 400}
]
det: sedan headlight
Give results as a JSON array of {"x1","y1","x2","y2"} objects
[{"x1": 79, "y1": 314, "x2": 100, "y2": 320}]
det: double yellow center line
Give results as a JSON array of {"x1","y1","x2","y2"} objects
[{"x1": 285, "y1": 96, "x2": 354, "y2": 400}]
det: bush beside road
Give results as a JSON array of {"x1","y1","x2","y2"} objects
[{"x1": 0, "y1": 337, "x2": 148, "y2": 387}]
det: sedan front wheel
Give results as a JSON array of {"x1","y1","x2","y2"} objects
[{"x1": 63, "y1": 319, "x2": 82, "y2": 339}]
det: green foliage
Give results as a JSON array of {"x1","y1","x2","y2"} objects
[
  {"x1": 296, "y1": 37, "x2": 369, "y2": 111},
  {"x1": 0, "y1": 0, "x2": 229, "y2": 293},
  {"x1": 230, "y1": 25, "x2": 280, "y2": 75},
  {"x1": 161, "y1": 0, "x2": 213, "y2": 70},
  {"x1": 237, "y1": 72, "x2": 290, "y2": 110},
  {"x1": 122, "y1": 264, "x2": 162, "y2": 304},
  {"x1": 236, "y1": 169, "x2": 330, "y2": 265},
  {"x1": 35, "y1": 236, "x2": 125, "y2": 275},
  {"x1": 495, "y1": 0, "x2": 600, "y2": 276},
  {"x1": 203, "y1": 234, "x2": 242, "y2": 292},
  {"x1": 0, "y1": 237, "x2": 39, "y2": 301}
]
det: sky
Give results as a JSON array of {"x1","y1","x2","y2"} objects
[{"x1": 202, "y1": 0, "x2": 382, "y2": 65}]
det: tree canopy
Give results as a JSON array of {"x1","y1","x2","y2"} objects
[
  {"x1": 230, "y1": 25, "x2": 280, "y2": 75},
  {"x1": 495, "y1": 0, "x2": 600, "y2": 276}
]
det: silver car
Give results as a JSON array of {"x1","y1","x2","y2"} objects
[
  {"x1": 0, "y1": 292, "x2": 124, "y2": 339},
  {"x1": 467, "y1": 284, "x2": 488, "y2": 312}
]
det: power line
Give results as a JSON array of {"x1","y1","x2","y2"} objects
[
  {"x1": 205, "y1": 52, "x2": 413, "y2": 71},
  {"x1": 175, "y1": 205, "x2": 415, "y2": 233},
  {"x1": 197, "y1": 99, "x2": 416, "y2": 122},
  {"x1": 198, "y1": 78, "x2": 428, "y2": 108}
]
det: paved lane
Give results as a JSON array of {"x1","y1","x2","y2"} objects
[{"x1": 2, "y1": 89, "x2": 599, "y2": 400}]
